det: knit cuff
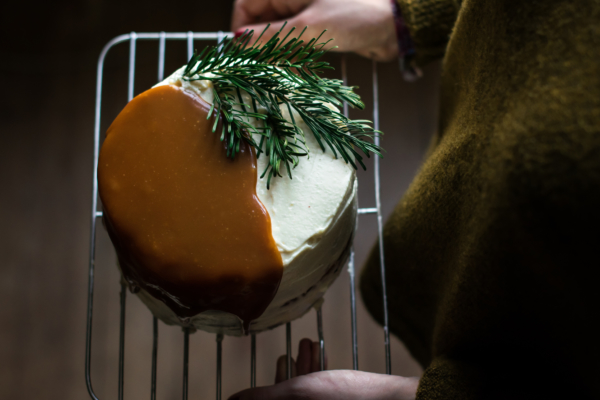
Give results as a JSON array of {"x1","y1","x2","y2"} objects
[
  {"x1": 416, "y1": 357, "x2": 481, "y2": 400},
  {"x1": 395, "y1": 0, "x2": 460, "y2": 67},
  {"x1": 391, "y1": 0, "x2": 423, "y2": 81}
]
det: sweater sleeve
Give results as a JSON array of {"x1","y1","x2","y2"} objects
[
  {"x1": 361, "y1": 0, "x2": 600, "y2": 399},
  {"x1": 415, "y1": 357, "x2": 481, "y2": 400},
  {"x1": 394, "y1": 0, "x2": 461, "y2": 66}
]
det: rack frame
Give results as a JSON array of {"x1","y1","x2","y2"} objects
[{"x1": 85, "y1": 31, "x2": 391, "y2": 400}]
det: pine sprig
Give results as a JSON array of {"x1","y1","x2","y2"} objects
[{"x1": 182, "y1": 23, "x2": 383, "y2": 188}]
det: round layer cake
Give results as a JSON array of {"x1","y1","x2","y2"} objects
[{"x1": 99, "y1": 67, "x2": 357, "y2": 336}]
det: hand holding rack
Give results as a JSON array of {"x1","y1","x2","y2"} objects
[{"x1": 86, "y1": 31, "x2": 391, "y2": 400}]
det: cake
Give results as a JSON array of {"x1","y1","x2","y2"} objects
[{"x1": 98, "y1": 28, "x2": 378, "y2": 336}]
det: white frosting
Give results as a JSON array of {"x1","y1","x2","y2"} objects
[{"x1": 135, "y1": 67, "x2": 357, "y2": 335}]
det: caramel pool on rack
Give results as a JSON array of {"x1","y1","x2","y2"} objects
[{"x1": 98, "y1": 84, "x2": 283, "y2": 332}]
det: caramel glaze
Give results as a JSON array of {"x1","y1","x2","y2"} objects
[{"x1": 98, "y1": 84, "x2": 283, "y2": 333}]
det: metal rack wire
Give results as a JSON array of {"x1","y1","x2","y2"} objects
[{"x1": 86, "y1": 31, "x2": 390, "y2": 400}]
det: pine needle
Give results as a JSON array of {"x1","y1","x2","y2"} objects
[{"x1": 182, "y1": 23, "x2": 383, "y2": 188}]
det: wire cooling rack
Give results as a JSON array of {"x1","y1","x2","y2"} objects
[{"x1": 86, "y1": 31, "x2": 391, "y2": 400}]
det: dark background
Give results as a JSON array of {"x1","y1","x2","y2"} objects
[{"x1": 0, "y1": 1, "x2": 440, "y2": 398}]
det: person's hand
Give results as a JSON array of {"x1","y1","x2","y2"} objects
[
  {"x1": 274, "y1": 338, "x2": 324, "y2": 383},
  {"x1": 231, "y1": 0, "x2": 398, "y2": 61},
  {"x1": 229, "y1": 370, "x2": 419, "y2": 400},
  {"x1": 228, "y1": 338, "x2": 419, "y2": 399}
]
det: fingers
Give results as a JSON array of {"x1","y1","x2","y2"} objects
[
  {"x1": 296, "y1": 338, "x2": 313, "y2": 375},
  {"x1": 275, "y1": 355, "x2": 297, "y2": 383},
  {"x1": 232, "y1": 0, "x2": 398, "y2": 61},
  {"x1": 231, "y1": 0, "x2": 266, "y2": 29},
  {"x1": 311, "y1": 340, "x2": 320, "y2": 372},
  {"x1": 296, "y1": 338, "x2": 327, "y2": 375},
  {"x1": 231, "y1": 0, "x2": 332, "y2": 48},
  {"x1": 231, "y1": 0, "x2": 313, "y2": 32},
  {"x1": 275, "y1": 355, "x2": 286, "y2": 383},
  {"x1": 275, "y1": 337, "x2": 322, "y2": 385},
  {"x1": 231, "y1": 0, "x2": 273, "y2": 31}
]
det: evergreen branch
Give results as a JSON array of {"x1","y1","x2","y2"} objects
[{"x1": 182, "y1": 23, "x2": 383, "y2": 188}]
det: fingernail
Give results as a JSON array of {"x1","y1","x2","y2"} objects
[{"x1": 234, "y1": 30, "x2": 245, "y2": 39}]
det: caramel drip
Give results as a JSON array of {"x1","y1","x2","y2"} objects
[{"x1": 98, "y1": 85, "x2": 283, "y2": 332}]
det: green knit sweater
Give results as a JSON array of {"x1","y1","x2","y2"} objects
[{"x1": 360, "y1": 0, "x2": 600, "y2": 399}]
